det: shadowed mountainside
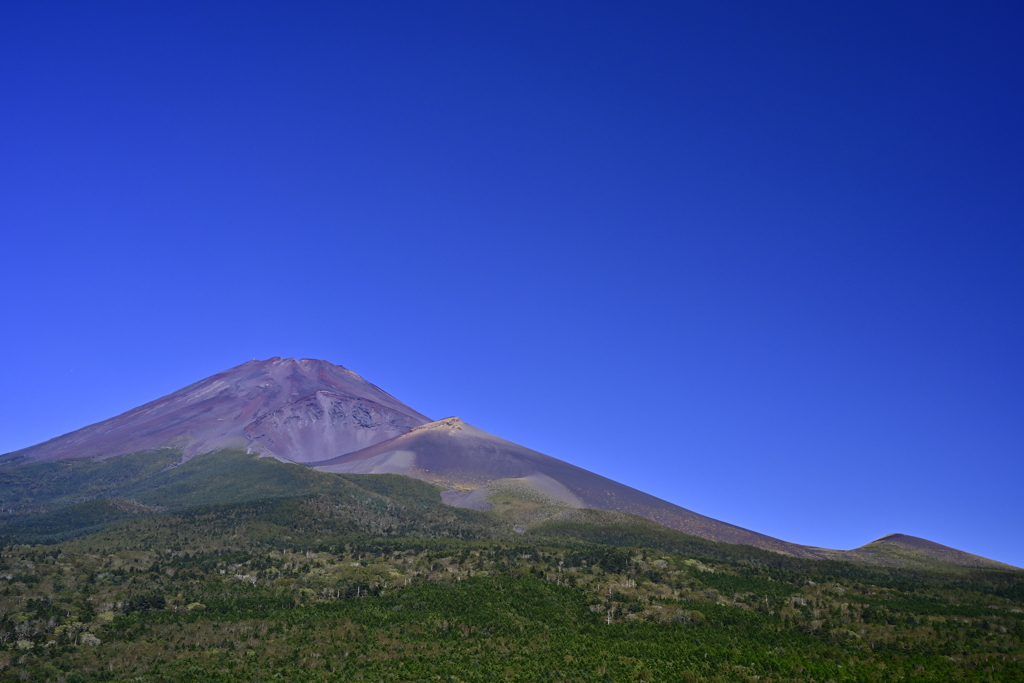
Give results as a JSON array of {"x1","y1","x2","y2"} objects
[{"x1": 0, "y1": 358, "x2": 430, "y2": 465}]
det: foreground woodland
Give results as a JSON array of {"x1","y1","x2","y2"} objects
[{"x1": 0, "y1": 451, "x2": 1019, "y2": 682}]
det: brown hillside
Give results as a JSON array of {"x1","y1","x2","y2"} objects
[{"x1": 309, "y1": 417, "x2": 829, "y2": 558}]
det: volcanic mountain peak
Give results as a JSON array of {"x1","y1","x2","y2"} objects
[
  {"x1": 2, "y1": 357, "x2": 430, "y2": 465},
  {"x1": 2, "y1": 358, "x2": 1013, "y2": 570}
]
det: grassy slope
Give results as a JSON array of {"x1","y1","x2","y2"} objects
[
  {"x1": 0, "y1": 449, "x2": 356, "y2": 513},
  {"x1": 0, "y1": 450, "x2": 375, "y2": 544},
  {"x1": 0, "y1": 450, "x2": 180, "y2": 512}
]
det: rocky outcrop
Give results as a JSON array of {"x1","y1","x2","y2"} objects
[{"x1": 243, "y1": 391, "x2": 426, "y2": 463}]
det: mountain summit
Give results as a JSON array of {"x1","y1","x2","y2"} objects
[
  {"x1": 0, "y1": 358, "x2": 1012, "y2": 569},
  {"x1": 2, "y1": 358, "x2": 430, "y2": 465}
]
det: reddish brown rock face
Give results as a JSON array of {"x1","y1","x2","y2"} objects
[{"x1": 1, "y1": 357, "x2": 430, "y2": 464}]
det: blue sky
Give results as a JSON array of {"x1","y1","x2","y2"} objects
[{"x1": 2, "y1": 2, "x2": 1022, "y2": 566}]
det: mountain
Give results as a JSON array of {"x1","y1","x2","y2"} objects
[
  {"x1": 824, "y1": 533, "x2": 1018, "y2": 571},
  {"x1": 0, "y1": 358, "x2": 1017, "y2": 681},
  {"x1": 0, "y1": 473, "x2": 1020, "y2": 682},
  {"x1": 308, "y1": 417, "x2": 824, "y2": 558},
  {"x1": 0, "y1": 358, "x2": 430, "y2": 465},
  {"x1": 0, "y1": 357, "x2": 1013, "y2": 569}
]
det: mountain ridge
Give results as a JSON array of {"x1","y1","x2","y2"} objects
[{"x1": 0, "y1": 357, "x2": 1013, "y2": 570}]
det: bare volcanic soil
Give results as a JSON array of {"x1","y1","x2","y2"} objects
[
  {"x1": 1, "y1": 358, "x2": 430, "y2": 465},
  {"x1": 307, "y1": 417, "x2": 828, "y2": 558}
]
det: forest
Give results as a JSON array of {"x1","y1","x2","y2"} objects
[{"x1": 0, "y1": 453, "x2": 1019, "y2": 682}]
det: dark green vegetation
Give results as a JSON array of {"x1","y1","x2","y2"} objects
[
  {"x1": 0, "y1": 451, "x2": 1020, "y2": 681},
  {"x1": 0, "y1": 450, "x2": 347, "y2": 520}
]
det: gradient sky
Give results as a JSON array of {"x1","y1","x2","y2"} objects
[{"x1": 2, "y1": 2, "x2": 1022, "y2": 566}]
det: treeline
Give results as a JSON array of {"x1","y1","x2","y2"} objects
[{"x1": 0, "y1": 469, "x2": 1018, "y2": 681}]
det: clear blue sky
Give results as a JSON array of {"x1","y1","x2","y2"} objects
[{"x1": 2, "y1": 2, "x2": 1022, "y2": 566}]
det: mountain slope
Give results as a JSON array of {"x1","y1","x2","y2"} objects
[
  {"x1": 1, "y1": 358, "x2": 1013, "y2": 570},
  {"x1": 825, "y1": 533, "x2": 1018, "y2": 571},
  {"x1": 0, "y1": 358, "x2": 430, "y2": 465},
  {"x1": 308, "y1": 417, "x2": 828, "y2": 559}
]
